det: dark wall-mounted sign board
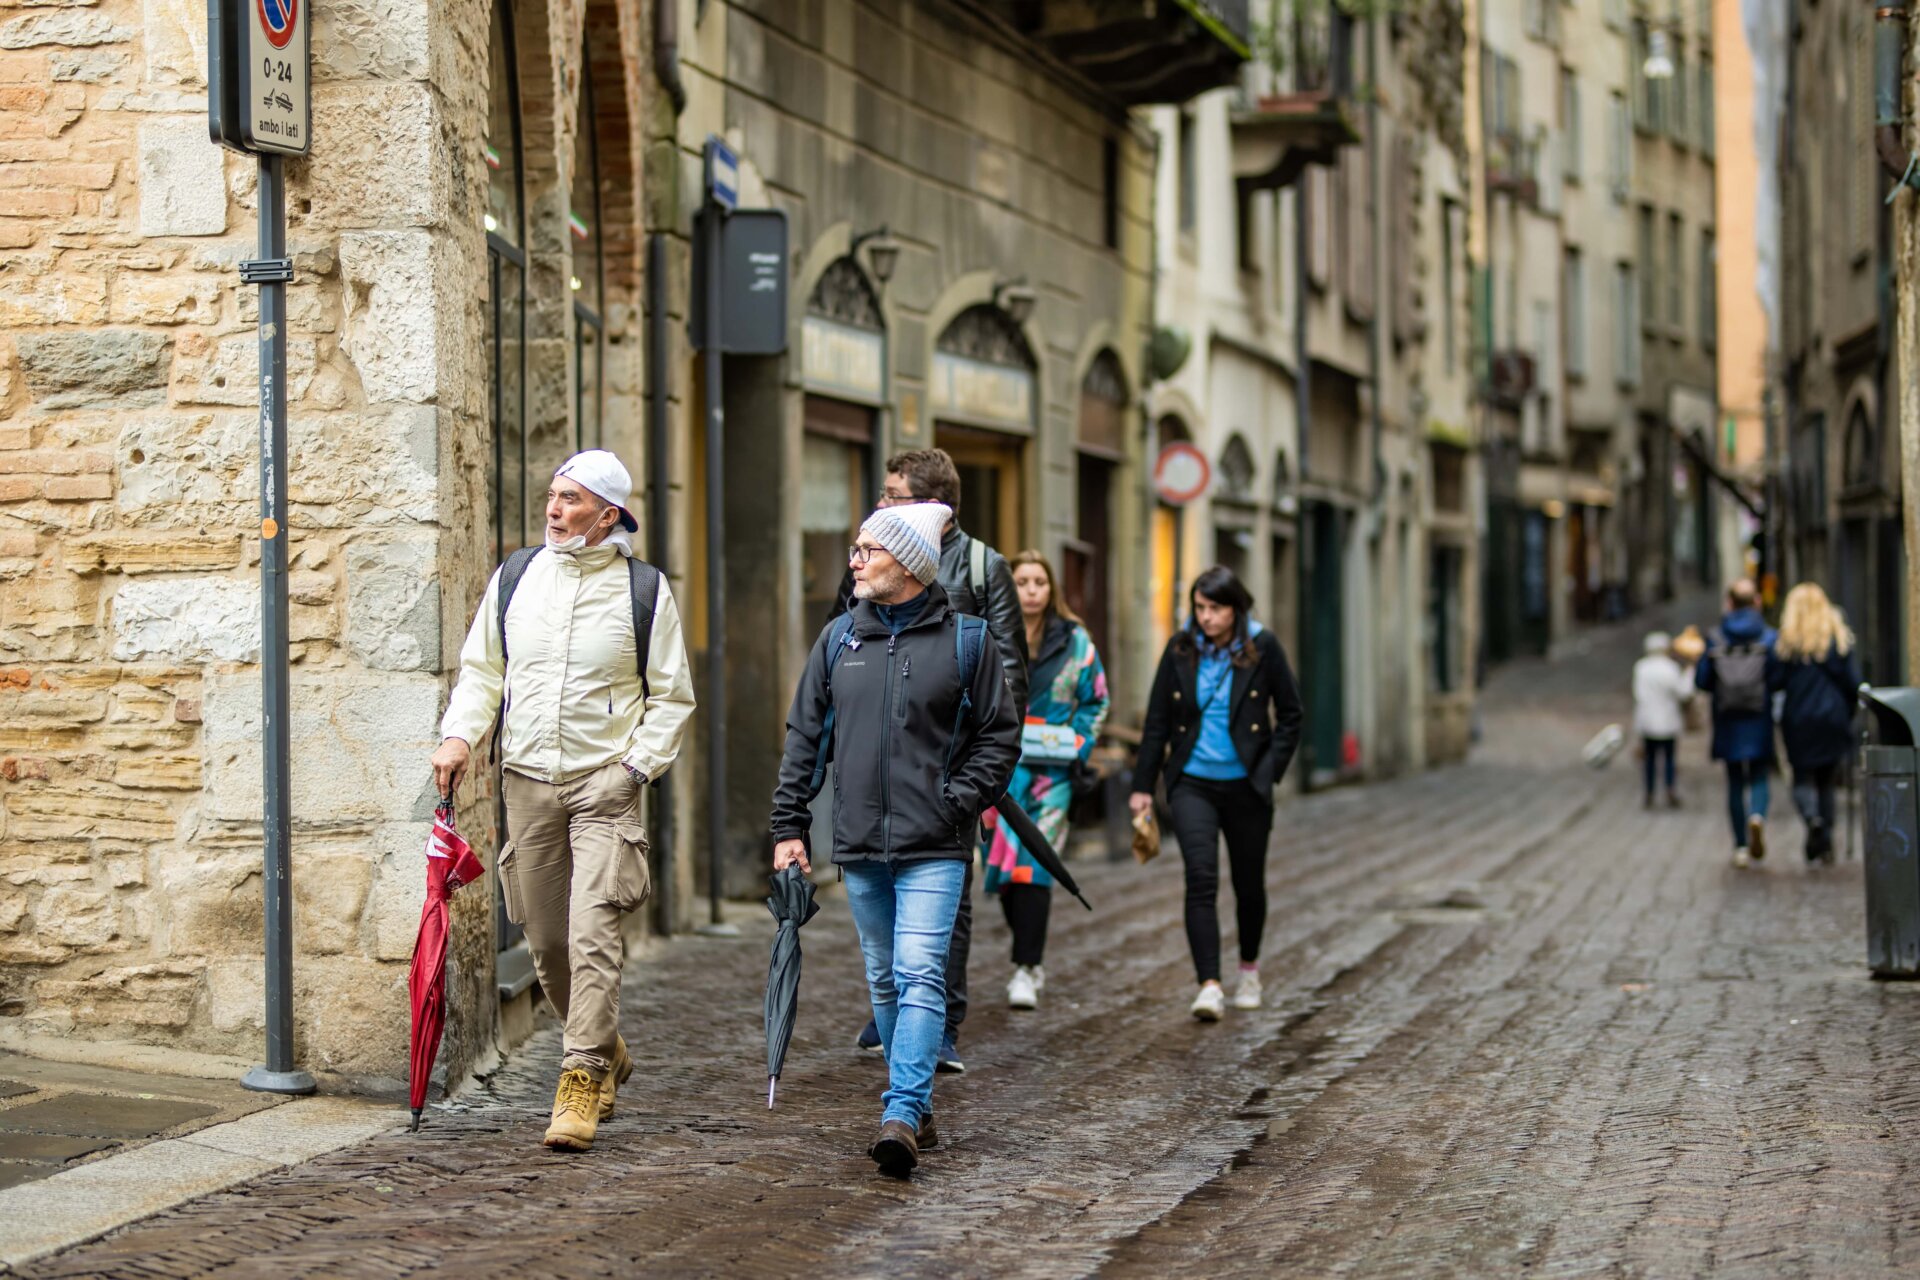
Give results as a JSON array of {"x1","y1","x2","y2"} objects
[{"x1": 690, "y1": 208, "x2": 790, "y2": 356}]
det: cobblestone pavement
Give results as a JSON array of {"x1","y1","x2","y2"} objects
[{"x1": 19, "y1": 612, "x2": 1920, "y2": 1278}]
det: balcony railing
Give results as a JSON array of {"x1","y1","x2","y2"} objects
[
  {"x1": 984, "y1": 0, "x2": 1251, "y2": 107},
  {"x1": 1229, "y1": 0, "x2": 1359, "y2": 191}
]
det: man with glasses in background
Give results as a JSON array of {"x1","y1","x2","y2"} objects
[{"x1": 825, "y1": 449, "x2": 1027, "y2": 1073}]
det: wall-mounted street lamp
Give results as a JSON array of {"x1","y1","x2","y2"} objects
[
  {"x1": 995, "y1": 275, "x2": 1038, "y2": 325},
  {"x1": 1643, "y1": 28, "x2": 1675, "y2": 80},
  {"x1": 851, "y1": 224, "x2": 901, "y2": 288}
]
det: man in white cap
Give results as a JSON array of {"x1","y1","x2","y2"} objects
[
  {"x1": 769, "y1": 502, "x2": 1019, "y2": 1177},
  {"x1": 432, "y1": 449, "x2": 696, "y2": 1152}
]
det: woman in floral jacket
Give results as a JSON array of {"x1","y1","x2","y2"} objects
[{"x1": 981, "y1": 550, "x2": 1109, "y2": 1011}]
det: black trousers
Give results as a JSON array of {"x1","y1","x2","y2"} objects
[
  {"x1": 943, "y1": 860, "x2": 972, "y2": 1041},
  {"x1": 1792, "y1": 763, "x2": 1840, "y2": 856},
  {"x1": 1643, "y1": 737, "x2": 1676, "y2": 797},
  {"x1": 1168, "y1": 776, "x2": 1275, "y2": 984},
  {"x1": 999, "y1": 882, "x2": 1051, "y2": 968}
]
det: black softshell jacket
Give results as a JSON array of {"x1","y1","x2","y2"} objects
[{"x1": 770, "y1": 584, "x2": 1021, "y2": 864}]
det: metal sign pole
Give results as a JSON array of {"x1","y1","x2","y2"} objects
[
  {"x1": 211, "y1": 0, "x2": 312, "y2": 1093},
  {"x1": 240, "y1": 153, "x2": 312, "y2": 1095}
]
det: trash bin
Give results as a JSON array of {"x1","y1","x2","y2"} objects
[{"x1": 1858, "y1": 685, "x2": 1920, "y2": 978}]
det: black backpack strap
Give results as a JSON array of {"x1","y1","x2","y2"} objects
[
  {"x1": 495, "y1": 546, "x2": 542, "y2": 671},
  {"x1": 490, "y1": 546, "x2": 542, "y2": 764},
  {"x1": 628, "y1": 558, "x2": 660, "y2": 701}
]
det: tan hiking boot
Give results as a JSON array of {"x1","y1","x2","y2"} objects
[
  {"x1": 543, "y1": 1068, "x2": 601, "y2": 1151},
  {"x1": 598, "y1": 1036, "x2": 633, "y2": 1121}
]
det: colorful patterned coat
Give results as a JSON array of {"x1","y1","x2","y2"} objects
[{"x1": 981, "y1": 616, "x2": 1109, "y2": 892}]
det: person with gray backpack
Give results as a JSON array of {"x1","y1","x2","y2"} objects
[{"x1": 1695, "y1": 578, "x2": 1778, "y2": 866}]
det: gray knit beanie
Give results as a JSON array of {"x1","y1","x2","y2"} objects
[{"x1": 859, "y1": 502, "x2": 950, "y2": 585}]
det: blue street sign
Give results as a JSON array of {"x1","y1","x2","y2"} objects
[{"x1": 705, "y1": 136, "x2": 739, "y2": 212}]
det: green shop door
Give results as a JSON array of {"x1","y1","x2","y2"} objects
[{"x1": 1300, "y1": 502, "x2": 1345, "y2": 787}]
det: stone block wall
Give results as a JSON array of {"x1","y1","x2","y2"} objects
[{"x1": 0, "y1": 0, "x2": 504, "y2": 1082}]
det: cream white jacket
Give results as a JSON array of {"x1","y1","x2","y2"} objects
[{"x1": 441, "y1": 542, "x2": 697, "y2": 785}]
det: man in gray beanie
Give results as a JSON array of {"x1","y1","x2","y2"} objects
[
  {"x1": 769, "y1": 502, "x2": 1020, "y2": 1177},
  {"x1": 826, "y1": 449, "x2": 1029, "y2": 1073}
]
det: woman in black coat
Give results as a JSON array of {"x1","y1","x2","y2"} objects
[
  {"x1": 1129, "y1": 566, "x2": 1303, "y2": 1022},
  {"x1": 1767, "y1": 582, "x2": 1861, "y2": 865}
]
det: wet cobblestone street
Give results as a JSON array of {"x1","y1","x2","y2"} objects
[{"x1": 18, "y1": 615, "x2": 1920, "y2": 1279}]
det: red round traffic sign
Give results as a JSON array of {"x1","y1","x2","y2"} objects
[
  {"x1": 1152, "y1": 441, "x2": 1211, "y2": 506},
  {"x1": 258, "y1": 0, "x2": 297, "y2": 49}
]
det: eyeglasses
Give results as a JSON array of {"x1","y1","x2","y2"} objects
[
  {"x1": 848, "y1": 544, "x2": 889, "y2": 565},
  {"x1": 875, "y1": 490, "x2": 918, "y2": 506}
]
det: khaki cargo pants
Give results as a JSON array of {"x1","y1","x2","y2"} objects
[{"x1": 499, "y1": 762, "x2": 651, "y2": 1078}]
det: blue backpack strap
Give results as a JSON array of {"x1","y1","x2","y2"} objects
[
  {"x1": 943, "y1": 615, "x2": 988, "y2": 782},
  {"x1": 808, "y1": 615, "x2": 858, "y2": 794}
]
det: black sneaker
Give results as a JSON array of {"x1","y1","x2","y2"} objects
[
  {"x1": 936, "y1": 1034, "x2": 965, "y2": 1074},
  {"x1": 856, "y1": 1018, "x2": 882, "y2": 1055}
]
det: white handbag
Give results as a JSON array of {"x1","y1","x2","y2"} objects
[{"x1": 1019, "y1": 722, "x2": 1079, "y2": 764}]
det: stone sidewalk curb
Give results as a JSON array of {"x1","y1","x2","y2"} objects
[{"x1": 0, "y1": 1095, "x2": 402, "y2": 1272}]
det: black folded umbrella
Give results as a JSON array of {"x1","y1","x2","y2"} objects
[
  {"x1": 763, "y1": 864, "x2": 821, "y2": 1108},
  {"x1": 994, "y1": 792, "x2": 1092, "y2": 911}
]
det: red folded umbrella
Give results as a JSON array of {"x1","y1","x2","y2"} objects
[{"x1": 409, "y1": 800, "x2": 485, "y2": 1131}]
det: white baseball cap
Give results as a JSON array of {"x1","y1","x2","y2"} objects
[{"x1": 554, "y1": 450, "x2": 639, "y2": 532}]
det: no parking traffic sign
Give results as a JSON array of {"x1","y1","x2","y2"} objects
[
  {"x1": 208, "y1": 0, "x2": 311, "y2": 156},
  {"x1": 1152, "y1": 441, "x2": 1212, "y2": 506}
]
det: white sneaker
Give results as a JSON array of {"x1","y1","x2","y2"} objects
[
  {"x1": 1029, "y1": 966, "x2": 1045, "y2": 993},
  {"x1": 1190, "y1": 982, "x2": 1225, "y2": 1022},
  {"x1": 1732, "y1": 847, "x2": 1752, "y2": 868},
  {"x1": 1231, "y1": 970, "x2": 1262, "y2": 1010},
  {"x1": 1007, "y1": 966, "x2": 1039, "y2": 1010}
]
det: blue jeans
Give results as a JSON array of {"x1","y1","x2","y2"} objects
[
  {"x1": 842, "y1": 859, "x2": 966, "y2": 1128},
  {"x1": 1724, "y1": 759, "x2": 1770, "y2": 848}
]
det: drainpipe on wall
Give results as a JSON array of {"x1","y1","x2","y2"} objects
[
  {"x1": 646, "y1": 0, "x2": 686, "y2": 932},
  {"x1": 1366, "y1": 17, "x2": 1386, "y2": 509},
  {"x1": 1875, "y1": 4, "x2": 1920, "y2": 684},
  {"x1": 653, "y1": 0, "x2": 688, "y2": 115}
]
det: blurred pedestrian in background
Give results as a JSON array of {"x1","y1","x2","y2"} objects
[
  {"x1": 1632, "y1": 631, "x2": 1694, "y2": 809},
  {"x1": 981, "y1": 551, "x2": 1109, "y2": 1012},
  {"x1": 1696, "y1": 579, "x2": 1778, "y2": 867},
  {"x1": 1769, "y1": 583, "x2": 1861, "y2": 867},
  {"x1": 1130, "y1": 566, "x2": 1302, "y2": 1022}
]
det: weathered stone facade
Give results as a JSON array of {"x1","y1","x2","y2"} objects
[{"x1": 0, "y1": 0, "x2": 569, "y2": 1085}]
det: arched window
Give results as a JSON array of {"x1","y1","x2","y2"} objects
[
  {"x1": 486, "y1": 0, "x2": 528, "y2": 561},
  {"x1": 931, "y1": 304, "x2": 1038, "y2": 552},
  {"x1": 1844, "y1": 402, "x2": 1877, "y2": 491},
  {"x1": 569, "y1": 56, "x2": 606, "y2": 449},
  {"x1": 1218, "y1": 434, "x2": 1257, "y2": 504}
]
